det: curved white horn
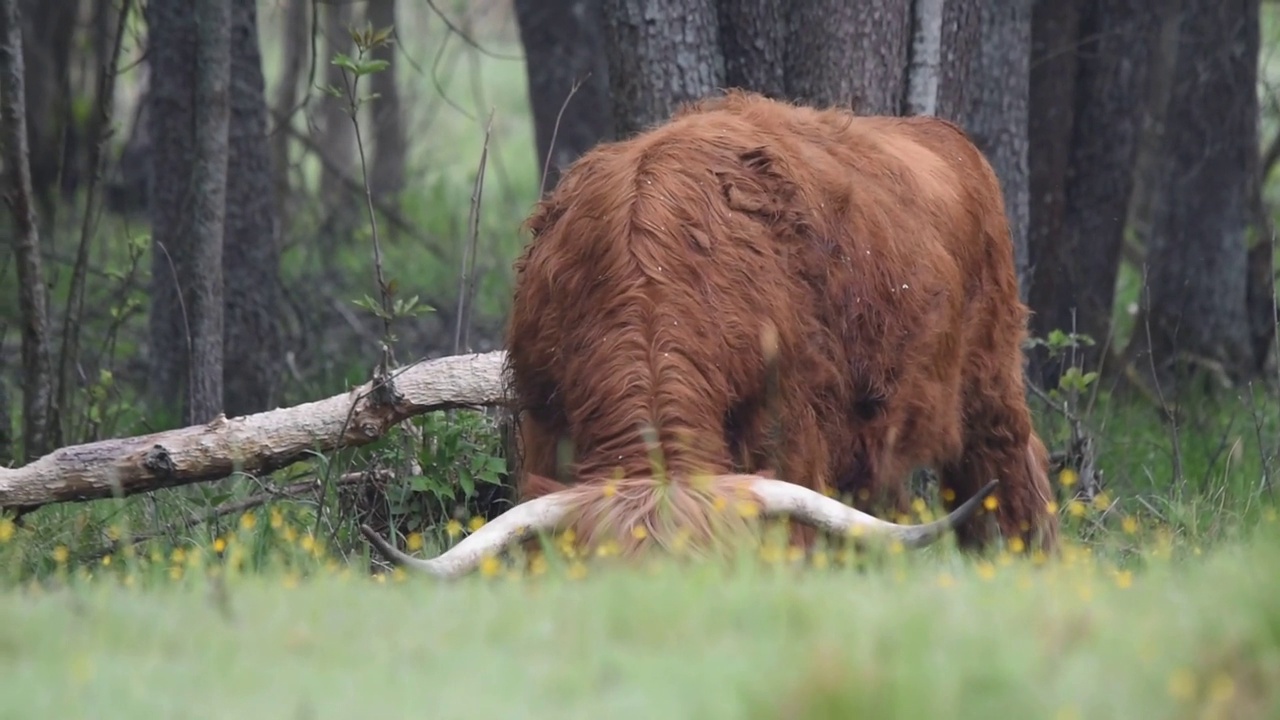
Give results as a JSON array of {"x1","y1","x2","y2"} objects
[
  {"x1": 360, "y1": 494, "x2": 572, "y2": 579},
  {"x1": 746, "y1": 477, "x2": 999, "y2": 548}
]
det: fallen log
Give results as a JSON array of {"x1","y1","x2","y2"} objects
[{"x1": 0, "y1": 351, "x2": 509, "y2": 512}]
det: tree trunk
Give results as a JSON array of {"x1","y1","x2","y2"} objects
[
  {"x1": 1029, "y1": 0, "x2": 1163, "y2": 385},
  {"x1": 223, "y1": 0, "x2": 282, "y2": 418},
  {"x1": 906, "y1": 0, "x2": 978, "y2": 121},
  {"x1": 600, "y1": 0, "x2": 723, "y2": 138},
  {"x1": 786, "y1": 0, "x2": 912, "y2": 113},
  {"x1": 317, "y1": 1, "x2": 357, "y2": 234},
  {"x1": 0, "y1": 0, "x2": 54, "y2": 461},
  {"x1": 1026, "y1": 0, "x2": 1081, "y2": 382},
  {"x1": 1125, "y1": 0, "x2": 1260, "y2": 385},
  {"x1": 907, "y1": 0, "x2": 944, "y2": 116},
  {"x1": 17, "y1": 0, "x2": 74, "y2": 221},
  {"x1": 146, "y1": 0, "x2": 229, "y2": 425},
  {"x1": 270, "y1": 0, "x2": 308, "y2": 232},
  {"x1": 187, "y1": 0, "x2": 230, "y2": 423},
  {"x1": 367, "y1": 0, "x2": 406, "y2": 200},
  {"x1": 963, "y1": 0, "x2": 1033, "y2": 299},
  {"x1": 717, "y1": 0, "x2": 786, "y2": 99},
  {"x1": 514, "y1": 0, "x2": 614, "y2": 194}
]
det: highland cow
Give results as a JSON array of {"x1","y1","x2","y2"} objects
[{"x1": 362, "y1": 91, "x2": 1059, "y2": 578}]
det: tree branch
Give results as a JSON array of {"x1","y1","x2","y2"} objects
[{"x1": 0, "y1": 351, "x2": 509, "y2": 511}]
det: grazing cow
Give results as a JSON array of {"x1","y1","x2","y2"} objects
[{"x1": 362, "y1": 91, "x2": 1059, "y2": 578}]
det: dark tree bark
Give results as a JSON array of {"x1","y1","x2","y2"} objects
[
  {"x1": 1026, "y1": 0, "x2": 1082, "y2": 374},
  {"x1": 1126, "y1": 0, "x2": 1260, "y2": 384},
  {"x1": 146, "y1": 0, "x2": 229, "y2": 425},
  {"x1": 717, "y1": 0, "x2": 786, "y2": 98},
  {"x1": 514, "y1": 0, "x2": 615, "y2": 194},
  {"x1": 186, "y1": 0, "x2": 230, "y2": 423},
  {"x1": 223, "y1": 0, "x2": 282, "y2": 418},
  {"x1": 1028, "y1": 0, "x2": 1163, "y2": 385},
  {"x1": 600, "y1": 0, "x2": 723, "y2": 137},
  {"x1": 17, "y1": 0, "x2": 74, "y2": 220},
  {"x1": 962, "y1": 0, "x2": 1033, "y2": 299},
  {"x1": 367, "y1": 0, "x2": 405, "y2": 200},
  {"x1": 0, "y1": 0, "x2": 54, "y2": 461},
  {"x1": 786, "y1": 0, "x2": 912, "y2": 113}
]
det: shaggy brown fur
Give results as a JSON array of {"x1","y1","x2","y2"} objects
[{"x1": 505, "y1": 90, "x2": 1060, "y2": 558}]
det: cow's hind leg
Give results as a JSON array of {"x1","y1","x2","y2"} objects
[{"x1": 939, "y1": 375, "x2": 1060, "y2": 555}]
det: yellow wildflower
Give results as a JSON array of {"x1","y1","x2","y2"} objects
[
  {"x1": 567, "y1": 561, "x2": 588, "y2": 580},
  {"x1": 976, "y1": 561, "x2": 996, "y2": 581},
  {"x1": 941, "y1": 487, "x2": 956, "y2": 502},
  {"x1": 1046, "y1": 500, "x2": 1060, "y2": 514},
  {"x1": 1008, "y1": 537, "x2": 1026, "y2": 554},
  {"x1": 1091, "y1": 492, "x2": 1111, "y2": 511},
  {"x1": 983, "y1": 495, "x2": 999, "y2": 511},
  {"x1": 1122, "y1": 516, "x2": 1139, "y2": 535},
  {"x1": 270, "y1": 509, "x2": 284, "y2": 529},
  {"x1": 1058, "y1": 468, "x2": 1078, "y2": 487},
  {"x1": 1208, "y1": 673, "x2": 1235, "y2": 703},
  {"x1": 468, "y1": 516, "x2": 487, "y2": 532},
  {"x1": 213, "y1": 537, "x2": 227, "y2": 553},
  {"x1": 300, "y1": 534, "x2": 315, "y2": 552},
  {"x1": 445, "y1": 520, "x2": 463, "y2": 539},
  {"x1": 101, "y1": 555, "x2": 112, "y2": 567},
  {"x1": 239, "y1": 512, "x2": 256, "y2": 531},
  {"x1": 406, "y1": 532, "x2": 424, "y2": 552},
  {"x1": 53, "y1": 545, "x2": 69, "y2": 564},
  {"x1": 1067, "y1": 500, "x2": 1087, "y2": 518},
  {"x1": 1113, "y1": 570, "x2": 1133, "y2": 589},
  {"x1": 1167, "y1": 668, "x2": 1196, "y2": 701},
  {"x1": 631, "y1": 525, "x2": 649, "y2": 540},
  {"x1": 0, "y1": 518, "x2": 14, "y2": 543}
]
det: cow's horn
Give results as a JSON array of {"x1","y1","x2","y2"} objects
[
  {"x1": 745, "y1": 477, "x2": 999, "y2": 548},
  {"x1": 359, "y1": 494, "x2": 572, "y2": 579}
]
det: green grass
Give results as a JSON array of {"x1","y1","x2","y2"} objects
[{"x1": 2, "y1": 516, "x2": 1279, "y2": 719}]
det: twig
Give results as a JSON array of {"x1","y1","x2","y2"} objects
[
  {"x1": 540, "y1": 76, "x2": 586, "y2": 197},
  {"x1": 454, "y1": 110, "x2": 494, "y2": 355},
  {"x1": 74, "y1": 469, "x2": 392, "y2": 562}
]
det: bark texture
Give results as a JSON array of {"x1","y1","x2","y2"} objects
[
  {"x1": 514, "y1": 0, "x2": 615, "y2": 193},
  {"x1": 223, "y1": 0, "x2": 283, "y2": 418},
  {"x1": 963, "y1": 0, "x2": 1033, "y2": 298},
  {"x1": 146, "y1": 0, "x2": 229, "y2": 425},
  {"x1": 1029, "y1": 0, "x2": 1162, "y2": 383},
  {"x1": 600, "y1": 0, "x2": 724, "y2": 137},
  {"x1": 0, "y1": 0, "x2": 54, "y2": 461},
  {"x1": 786, "y1": 0, "x2": 912, "y2": 113},
  {"x1": 1126, "y1": 0, "x2": 1260, "y2": 383},
  {"x1": 718, "y1": 0, "x2": 786, "y2": 99}
]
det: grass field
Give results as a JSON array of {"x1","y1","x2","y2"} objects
[{"x1": 2, "y1": 504, "x2": 1279, "y2": 720}]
